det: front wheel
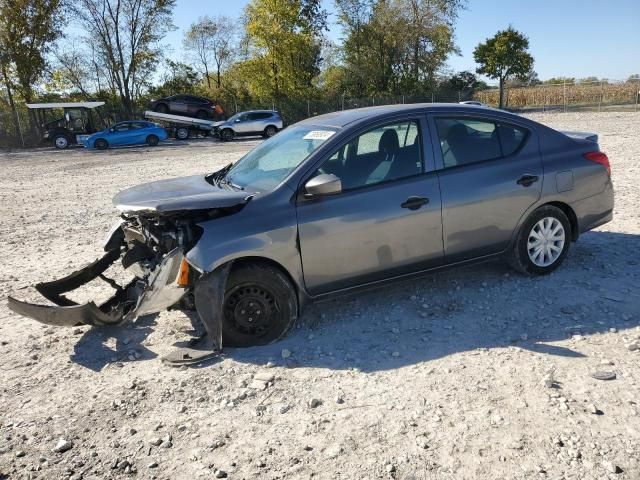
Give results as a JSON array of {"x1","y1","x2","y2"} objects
[
  {"x1": 94, "y1": 138, "x2": 109, "y2": 150},
  {"x1": 53, "y1": 135, "x2": 70, "y2": 149},
  {"x1": 146, "y1": 134, "x2": 159, "y2": 146},
  {"x1": 220, "y1": 129, "x2": 234, "y2": 142},
  {"x1": 221, "y1": 263, "x2": 298, "y2": 347},
  {"x1": 508, "y1": 205, "x2": 571, "y2": 275}
]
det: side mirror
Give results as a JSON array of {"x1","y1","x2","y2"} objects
[{"x1": 305, "y1": 174, "x2": 342, "y2": 197}]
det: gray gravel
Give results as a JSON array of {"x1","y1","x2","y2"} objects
[{"x1": 0, "y1": 113, "x2": 639, "y2": 479}]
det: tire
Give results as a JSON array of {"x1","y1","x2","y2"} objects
[
  {"x1": 221, "y1": 263, "x2": 298, "y2": 347},
  {"x1": 53, "y1": 135, "x2": 70, "y2": 149},
  {"x1": 146, "y1": 134, "x2": 159, "y2": 146},
  {"x1": 263, "y1": 125, "x2": 277, "y2": 138},
  {"x1": 155, "y1": 103, "x2": 168, "y2": 113},
  {"x1": 176, "y1": 127, "x2": 189, "y2": 140},
  {"x1": 220, "y1": 129, "x2": 234, "y2": 142},
  {"x1": 195, "y1": 110, "x2": 208, "y2": 119},
  {"x1": 508, "y1": 205, "x2": 571, "y2": 275},
  {"x1": 94, "y1": 138, "x2": 109, "y2": 150}
]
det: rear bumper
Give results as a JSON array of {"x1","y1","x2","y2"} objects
[
  {"x1": 7, "y1": 248, "x2": 187, "y2": 328},
  {"x1": 574, "y1": 182, "x2": 614, "y2": 234}
]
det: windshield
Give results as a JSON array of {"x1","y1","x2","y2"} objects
[
  {"x1": 225, "y1": 126, "x2": 336, "y2": 191},
  {"x1": 226, "y1": 112, "x2": 241, "y2": 122}
]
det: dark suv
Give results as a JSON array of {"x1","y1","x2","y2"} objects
[{"x1": 149, "y1": 95, "x2": 220, "y2": 120}]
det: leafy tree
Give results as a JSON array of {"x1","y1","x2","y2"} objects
[
  {"x1": 0, "y1": 0, "x2": 66, "y2": 131},
  {"x1": 336, "y1": 0, "x2": 463, "y2": 97},
  {"x1": 473, "y1": 27, "x2": 534, "y2": 108},
  {"x1": 241, "y1": 0, "x2": 327, "y2": 101},
  {"x1": 148, "y1": 60, "x2": 201, "y2": 99},
  {"x1": 71, "y1": 0, "x2": 176, "y2": 117},
  {"x1": 183, "y1": 16, "x2": 235, "y2": 89}
]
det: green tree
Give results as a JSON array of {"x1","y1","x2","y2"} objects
[
  {"x1": 336, "y1": 0, "x2": 463, "y2": 97},
  {"x1": 0, "y1": 0, "x2": 66, "y2": 132},
  {"x1": 473, "y1": 27, "x2": 534, "y2": 108},
  {"x1": 241, "y1": 0, "x2": 327, "y2": 101},
  {"x1": 72, "y1": 0, "x2": 176, "y2": 117}
]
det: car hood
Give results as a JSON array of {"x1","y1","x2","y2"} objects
[{"x1": 113, "y1": 175, "x2": 251, "y2": 214}]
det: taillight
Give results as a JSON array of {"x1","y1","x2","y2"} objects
[{"x1": 584, "y1": 151, "x2": 611, "y2": 175}]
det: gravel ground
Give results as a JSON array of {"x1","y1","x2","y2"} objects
[{"x1": 0, "y1": 112, "x2": 639, "y2": 480}]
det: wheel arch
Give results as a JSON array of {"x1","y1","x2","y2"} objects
[
  {"x1": 541, "y1": 201, "x2": 579, "y2": 241},
  {"x1": 221, "y1": 256, "x2": 304, "y2": 313}
]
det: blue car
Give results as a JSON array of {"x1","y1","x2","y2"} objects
[{"x1": 84, "y1": 121, "x2": 168, "y2": 150}]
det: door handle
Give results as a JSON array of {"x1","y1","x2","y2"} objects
[
  {"x1": 401, "y1": 196, "x2": 429, "y2": 210},
  {"x1": 517, "y1": 174, "x2": 539, "y2": 187}
]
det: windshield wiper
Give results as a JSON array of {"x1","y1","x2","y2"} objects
[{"x1": 219, "y1": 178, "x2": 244, "y2": 190}]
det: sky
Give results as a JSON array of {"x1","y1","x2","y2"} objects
[{"x1": 167, "y1": 0, "x2": 640, "y2": 82}]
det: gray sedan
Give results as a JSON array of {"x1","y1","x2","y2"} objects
[{"x1": 8, "y1": 104, "x2": 614, "y2": 356}]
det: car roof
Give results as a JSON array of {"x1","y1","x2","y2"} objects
[
  {"x1": 241, "y1": 110, "x2": 279, "y2": 114},
  {"x1": 296, "y1": 103, "x2": 521, "y2": 129}
]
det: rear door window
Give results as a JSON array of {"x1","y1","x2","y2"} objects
[{"x1": 435, "y1": 117, "x2": 527, "y2": 168}]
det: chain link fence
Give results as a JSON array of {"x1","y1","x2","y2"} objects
[
  {"x1": 2, "y1": 80, "x2": 639, "y2": 149},
  {"x1": 474, "y1": 79, "x2": 640, "y2": 113}
]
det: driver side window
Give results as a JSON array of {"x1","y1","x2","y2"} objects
[{"x1": 316, "y1": 120, "x2": 423, "y2": 191}]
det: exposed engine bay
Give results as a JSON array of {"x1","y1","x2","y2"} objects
[{"x1": 7, "y1": 171, "x2": 253, "y2": 357}]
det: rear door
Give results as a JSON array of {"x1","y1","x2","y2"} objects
[
  {"x1": 429, "y1": 114, "x2": 542, "y2": 262},
  {"x1": 296, "y1": 117, "x2": 444, "y2": 295},
  {"x1": 171, "y1": 95, "x2": 189, "y2": 115}
]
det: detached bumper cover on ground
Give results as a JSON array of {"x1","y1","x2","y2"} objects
[{"x1": 7, "y1": 247, "x2": 187, "y2": 328}]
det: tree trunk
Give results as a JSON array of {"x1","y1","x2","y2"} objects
[
  {"x1": 499, "y1": 76, "x2": 505, "y2": 109},
  {"x1": 1, "y1": 64, "x2": 21, "y2": 141}
]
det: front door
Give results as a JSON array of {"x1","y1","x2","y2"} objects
[
  {"x1": 297, "y1": 118, "x2": 444, "y2": 295},
  {"x1": 430, "y1": 115, "x2": 543, "y2": 262}
]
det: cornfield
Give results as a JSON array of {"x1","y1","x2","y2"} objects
[{"x1": 474, "y1": 80, "x2": 640, "y2": 110}]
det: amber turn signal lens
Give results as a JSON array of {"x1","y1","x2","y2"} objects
[{"x1": 177, "y1": 259, "x2": 190, "y2": 287}]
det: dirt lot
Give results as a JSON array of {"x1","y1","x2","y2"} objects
[{"x1": 1, "y1": 112, "x2": 639, "y2": 480}]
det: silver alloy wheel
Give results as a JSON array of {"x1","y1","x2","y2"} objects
[
  {"x1": 55, "y1": 136, "x2": 68, "y2": 149},
  {"x1": 527, "y1": 217, "x2": 565, "y2": 267}
]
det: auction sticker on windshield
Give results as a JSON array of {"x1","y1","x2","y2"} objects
[{"x1": 303, "y1": 130, "x2": 335, "y2": 141}]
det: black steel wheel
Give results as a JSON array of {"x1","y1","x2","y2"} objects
[
  {"x1": 146, "y1": 134, "x2": 159, "y2": 146},
  {"x1": 94, "y1": 138, "x2": 109, "y2": 150},
  {"x1": 222, "y1": 263, "x2": 297, "y2": 347}
]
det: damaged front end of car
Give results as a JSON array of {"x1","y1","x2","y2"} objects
[{"x1": 7, "y1": 172, "x2": 252, "y2": 354}]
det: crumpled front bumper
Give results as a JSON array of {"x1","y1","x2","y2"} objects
[{"x1": 7, "y1": 247, "x2": 187, "y2": 328}]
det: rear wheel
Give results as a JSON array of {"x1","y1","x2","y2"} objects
[
  {"x1": 222, "y1": 263, "x2": 298, "y2": 347},
  {"x1": 220, "y1": 129, "x2": 234, "y2": 142},
  {"x1": 94, "y1": 138, "x2": 109, "y2": 150},
  {"x1": 176, "y1": 127, "x2": 189, "y2": 140},
  {"x1": 508, "y1": 205, "x2": 571, "y2": 275},
  {"x1": 155, "y1": 103, "x2": 168, "y2": 113},
  {"x1": 146, "y1": 134, "x2": 159, "y2": 146},
  {"x1": 53, "y1": 134, "x2": 70, "y2": 149},
  {"x1": 263, "y1": 125, "x2": 277, "y2": 138}
]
